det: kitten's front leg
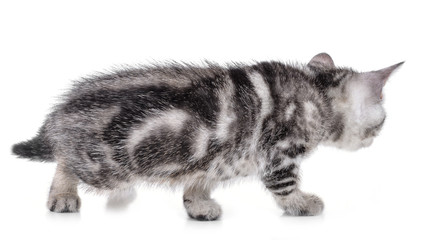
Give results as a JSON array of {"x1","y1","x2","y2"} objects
[
  {"x1": 183, "y1": 182, "x2": 221, "y2": 221},
  {"x1": 262, "y1": 163, "x2": 324, "y2": 216}
]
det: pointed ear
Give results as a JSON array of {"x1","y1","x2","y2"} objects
[
  {"x1": 372, "y1": 62, "x2": 404, "y2": 82},
  {"x1": 308, "y1": 53, "x2": 335, "y2": 69},
  {"x1": 363, "y1": 62, "x2": 404, "y2": 99}
]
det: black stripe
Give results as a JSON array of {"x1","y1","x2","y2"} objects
[
  {"x1": 252, "y1": 62, "x2": 281, "y2": 113},
  {"x1": 270, "y1": 164, "x2": 296, "y2": 177},
  {"x1": 282, "y1": 144, "x2": 307, "y2": 158},
  {"x1": 267, "y1": 180, "x2": 296, "y2": 191},
  {"x1": 260, "y1": 121, "x2": 291, "y2": 148},
  {"x1": 308, "y1": 66, "x2": 343, "y2": 91},
  {"x1": 274, "y1": 189, "x2": 295, "y2": 197},
  {"x1": 86, "y1": 149, "x2": 105, "y2": 163},
  {"x1": 330, "y1": 114, "x2": 344, "y2": 141},
  {"x1": 228, "y1": 67, "x2": 259, "y2": 145},
  {"x1": 263, "y1": 164, "x2": 297, "y2": 183}
]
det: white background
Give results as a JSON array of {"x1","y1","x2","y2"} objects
[{"x1": 1, "y1": 0, "x2": 421, "y2": 239}]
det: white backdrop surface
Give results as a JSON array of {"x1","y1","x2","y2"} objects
[{"x1": 1, "y1": 1, "x2": 421, "y2": 239}]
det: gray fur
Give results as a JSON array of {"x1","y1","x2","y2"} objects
[{"x1": 12, "y1": 53, "x2": 403, "y2": 220}]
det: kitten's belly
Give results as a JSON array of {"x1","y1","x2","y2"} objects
[{"x1": 205, "y1": 153, "x2": 261, "y2": 181}]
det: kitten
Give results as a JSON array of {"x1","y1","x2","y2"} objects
[{"x1": 12, "y1": 53, "x2": 403, "y2": 220}]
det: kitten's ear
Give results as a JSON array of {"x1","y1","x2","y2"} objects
[
  {"x1": 308, "y1": 53, "x2": 335, "y2": 68},
  {"x1": 363, "y1": 62, "x2": 404, "y2": 99}
]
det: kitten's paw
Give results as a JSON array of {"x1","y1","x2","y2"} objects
[
  {"x1": 183, "y1": 198, "x2": 222, "y2": 221},
  {"x1": 283, "y1": 193, "x2": 324, "y2": 216},
  {"x1": 107, "y1": 187, "x2": 137, "y2": 209},
  {"x1": 47, "y1": 193, "x2": 81, "y2": 213}
]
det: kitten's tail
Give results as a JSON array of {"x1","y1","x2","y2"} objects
[{"x1": 12, "y1": 133, "x2": 54, "y2": 162}]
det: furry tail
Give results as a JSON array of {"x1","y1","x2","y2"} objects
[{"x1": 12, "y1": 134, "x2": 54, "y2": 162}]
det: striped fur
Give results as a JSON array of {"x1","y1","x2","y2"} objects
[{"x1": 12, "y1": 53, "x2": 403, "y2": 219}]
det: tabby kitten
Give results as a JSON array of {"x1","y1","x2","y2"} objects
[{"x1": 12, "y1": 53, "x2": 403, "y2": 220}]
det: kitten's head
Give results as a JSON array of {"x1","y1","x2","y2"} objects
[{"x1": 309, "y1": 53, "x2": 403, "y2": 151}]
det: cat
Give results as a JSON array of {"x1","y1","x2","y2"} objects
[{"x1": 12, "y1": 53, "x2": 403, "y2": 220}]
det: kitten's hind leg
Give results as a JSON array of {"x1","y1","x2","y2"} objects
[
  {"x1": 183, "y1": 181, "x2": 221, "y2": 221},
  {"x1": 47, "y1": 163, "x2": 81, "y2": 213},
  {"x1": 262, "y1": 163, "x2": 324, "y2": 216},
  {"x1": 107, "y1": 187, "x2": 137, "y2": 209}
]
